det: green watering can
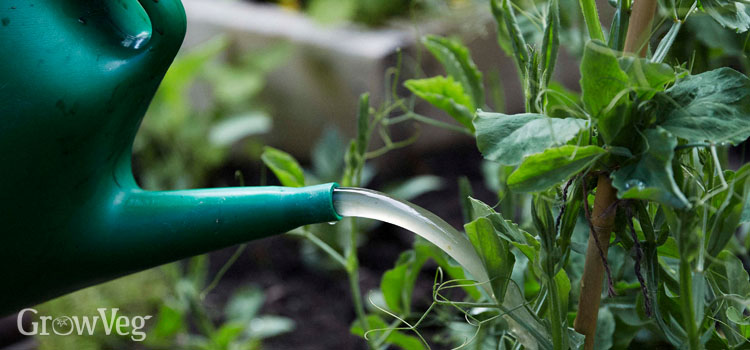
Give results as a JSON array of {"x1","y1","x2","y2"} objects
[{"x1": 0, "y1": 0, "x2": 342, "y2": 316}]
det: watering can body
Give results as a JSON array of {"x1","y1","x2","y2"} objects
[{"x1": 0, "y1": 0, "x2": 340, "y2": 316}]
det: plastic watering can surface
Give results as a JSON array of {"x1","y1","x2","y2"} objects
[{"x1": 0, "y1": 0, "x2": 341, "y2": 316}]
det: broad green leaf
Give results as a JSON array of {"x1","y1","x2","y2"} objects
[
  {"x1": 422, "y1": 35, "x2": 484, "y2": 108},
  {"x1": 701, "y1": 0, "x2": 750, "y2": 32},
  {"x1": 465, "y1": 217, "x2": 515, "y2": 302},
  {"x1": 617, "y1": 57, "x2": 677, "y2": 98},
  {"x1": 580, "y1": 40, "x2": 630, "y2": 118},
  {"x1": 658, "y1": 67, "x2": 750, "y2": 145},
  {"x1": 473, "y1": 111, "x2": 588, "y2": 166},
  {"x1": 611, "y1": 128, "x2": 690, "y2": 209},
  {"x1": 261, "y1": 146, "x2": 305, "y2": 187},
  {"x1": 507, "y1": 145, "x2": 605, "y2": 192},
  {"x1": 404, "y1": 76, "x2": 475, "y2": 130},
  {"x1": 351, "y1": 314, "x2": 426, "y2": 350}
]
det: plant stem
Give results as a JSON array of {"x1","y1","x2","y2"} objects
[
  {"x1": 679, "y1": 256, "x2": 701, "y2": 350},
  {"x1": 547, "y1": 274, "x2": 565, "y2": 350},
  {"x1": 575, "y1": 1, "x2": 657, "y2": 347},
  {"x1": 574, "y1": 175, "x2": 618, "y2": 350},
  {"x1": 579, "y1": 0, "x2": 606, "y2": 42}
]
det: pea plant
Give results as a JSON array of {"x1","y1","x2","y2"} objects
[
  {"x1": 379, "y1": 0, "x2": 750, "y2": 347},
  {"x1": 262, "y1": 0, "x2": 750, "y2": 348}
]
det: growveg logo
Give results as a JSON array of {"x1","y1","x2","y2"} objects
[{"x1": 17, "y1": 308, "x2": 152, "y2": 341}]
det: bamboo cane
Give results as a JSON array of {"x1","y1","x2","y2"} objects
[{"x1": 573, "y1": 0, "x2": 657, "y2": 348}]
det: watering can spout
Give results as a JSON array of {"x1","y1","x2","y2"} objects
[
  {"x1": 0, "y1": 183, "x2": 342, "y2": 317},
  {"x1": 106, "y1": 184, "x2": 342, "y2": 270},
  {"x1": 0, "y1": 0, "x2": 346, "y2": 316}
]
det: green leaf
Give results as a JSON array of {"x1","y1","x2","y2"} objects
[
  {"x1": 617, "y1": 57, "x2": 677, "y2": 98},
  {"x1": 507, "y1": 145, "x2": 605, "y2": 192},
  {"x1": 351, "y1": 314, "x2": 426, "y2": 350},
  {"x1": 701, "y1": 0, "x2": 750, "y2": 33},
  {"x1": 611, "y1": 128, "x2": 690, "y2": 209},
  {"x1": 473, "y1": 111, "x2": 588, "y2": 166},
  {"x1": 404, "y1": 76, "x2": 475, "y2": 130},
  {"x1": 580, "y1": 40, "x2": 630, "y2": 118},
  {"x1": 422, "y1": 35, "x2": 484, "y2": 108},
  {"x1": 380, "y1": 250, "x2": 428, "y2": 314},
  {"x1": 261, "y1": 146, "x2": 305, "y2": 187},
  {"x1": 465, "y1": 217, "x2": 516, "y2": 301},
  {"x1": 658, "y1": 67, "x2": 750, "y2": 145}
]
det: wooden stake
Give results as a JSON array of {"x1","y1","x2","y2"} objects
[
  {"x1": 574, "y1": 0, "x2": 656, "y2": 348},
  {"x1": 624, "y1": 0, "x2": 658, "y2": 55},
  {"x1": 573, "y1": 175, "x2": 618, "y2": 349}
]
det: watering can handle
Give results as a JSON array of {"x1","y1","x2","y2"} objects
[{"x1": 137, "y1": 0, "x2": 187, "y2": 61}]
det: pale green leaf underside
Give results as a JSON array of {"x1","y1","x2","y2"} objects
[
  {"x1": 508, "y1": 145, "x2": 605, "y2": 192},
  {"x1": 611, "y1": 128, "x2": 689, "y2": 209},
  {"x1": 474, "y1": 111, "x2": 588, "y2": 166}
]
